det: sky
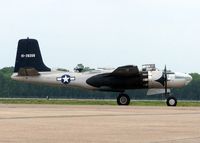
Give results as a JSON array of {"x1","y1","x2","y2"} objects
[{"x1": 0, "y1": 0, "x2": 200, "y2": 73}]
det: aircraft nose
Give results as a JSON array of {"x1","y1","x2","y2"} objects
[{"x1": 185, "y1": 74, "x2": 192, "y2": 85}]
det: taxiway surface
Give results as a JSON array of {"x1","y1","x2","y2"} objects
[{"x1": 0, "y1": 104, "x2": 199, "y2": 143}]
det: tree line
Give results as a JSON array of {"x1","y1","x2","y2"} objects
[{"x1": 0, "y1": 67, "x2": 200, "y2": 100}]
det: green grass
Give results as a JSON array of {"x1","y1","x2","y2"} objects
[
  {"x1": 0, "y1": 98, "x2": 200, "y2": 106},
  {"x1": 0, "y1": 99, "x2": 116, "y2": 105},
  {"x1": 175, "y1": 102, "x2": 200, "y2": 107}
]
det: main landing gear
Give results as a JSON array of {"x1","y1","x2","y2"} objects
[{"x1": 117, "y1": 93, "x2": 130, "y2": 105}]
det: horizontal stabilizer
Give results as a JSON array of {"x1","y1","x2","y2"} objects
[
  {"x1": 147, "y1": 89, "x2": 170, "y2": 95},
  {"x1": 18, "y1": 68, "x2": 40, "y2": 76}
]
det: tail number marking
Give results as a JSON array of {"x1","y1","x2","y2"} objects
[{"x1": 21, "y1": 54, "x2": 36, "y2": 58}]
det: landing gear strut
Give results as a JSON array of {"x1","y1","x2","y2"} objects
[
  {"x1": 117, "y1": 93, "x2": 130, "y2": 106},
  {"x1": 163, "y1": 65, "x2": 177, "y2": 106}
]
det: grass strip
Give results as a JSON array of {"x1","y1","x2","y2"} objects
[{"x1": 0, "y1": 99, "x2": 200, "y2": 106}]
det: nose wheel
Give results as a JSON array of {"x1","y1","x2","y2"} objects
[
  {"x1": 166, "y1": 96, "x2": 177, "y2": 106},
  {"x1": 163, "y1": 66, "x2": 177, "y2": 106},
  {"x1": 117, "y1": 93, "x2": 130, "y2": 105}
]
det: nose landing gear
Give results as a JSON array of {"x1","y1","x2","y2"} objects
[
  {"x1": 163, "y1": 65, "x2": 177, "y2": 106},
  {"x1": 166, "y1": 95, "x2": 177, "y2": 106}
]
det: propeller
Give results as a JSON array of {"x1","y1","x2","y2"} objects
[{"x1": 163, "y1": 65, "x2": 168, "y2": 95}]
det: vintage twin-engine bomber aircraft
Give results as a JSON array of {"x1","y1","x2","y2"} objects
[{"x1": 11, "y1": 38, "x2": 192, "y2": 106}]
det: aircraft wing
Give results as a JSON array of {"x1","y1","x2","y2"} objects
[
  {"x1": 110, "y1": 65, "x2": 139, "y2": 77},
  {"x1": 86, "y1": 65, "x2": 142, "y2": 91}
]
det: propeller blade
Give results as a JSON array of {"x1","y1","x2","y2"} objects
[{"x1": 164, "y1": 65, "x2": 168, "y2": 95}]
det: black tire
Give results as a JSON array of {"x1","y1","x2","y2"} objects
[
  {"x1": 117, "y1": 94, "x2": 130, "y2": 106},
  {"x1": 166, "y1": 96, "x2": 177, "y2": 106}
]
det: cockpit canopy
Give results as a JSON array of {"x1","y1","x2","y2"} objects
[{"x1": 142, "y1": 64, "x2": 157, "y2": 71}]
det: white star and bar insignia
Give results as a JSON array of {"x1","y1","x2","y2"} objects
[{"x1": 56, "y1": 74, "x2": 76, "y2": 84}]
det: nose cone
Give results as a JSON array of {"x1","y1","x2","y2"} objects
[
  {"x1": 185, "y1": 74, "x2": 192, "y2": 85},
  {"x1": 174, "y1": 72, "x2": 192, "y2": 87}
]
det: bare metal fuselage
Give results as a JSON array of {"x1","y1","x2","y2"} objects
[{"x1": 11, "y1": 69, "x2": 192, "y2": 93}]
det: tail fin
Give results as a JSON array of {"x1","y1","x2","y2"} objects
[{"x1": 14, "y1": 38, "x2": 51, "y2": 73}]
